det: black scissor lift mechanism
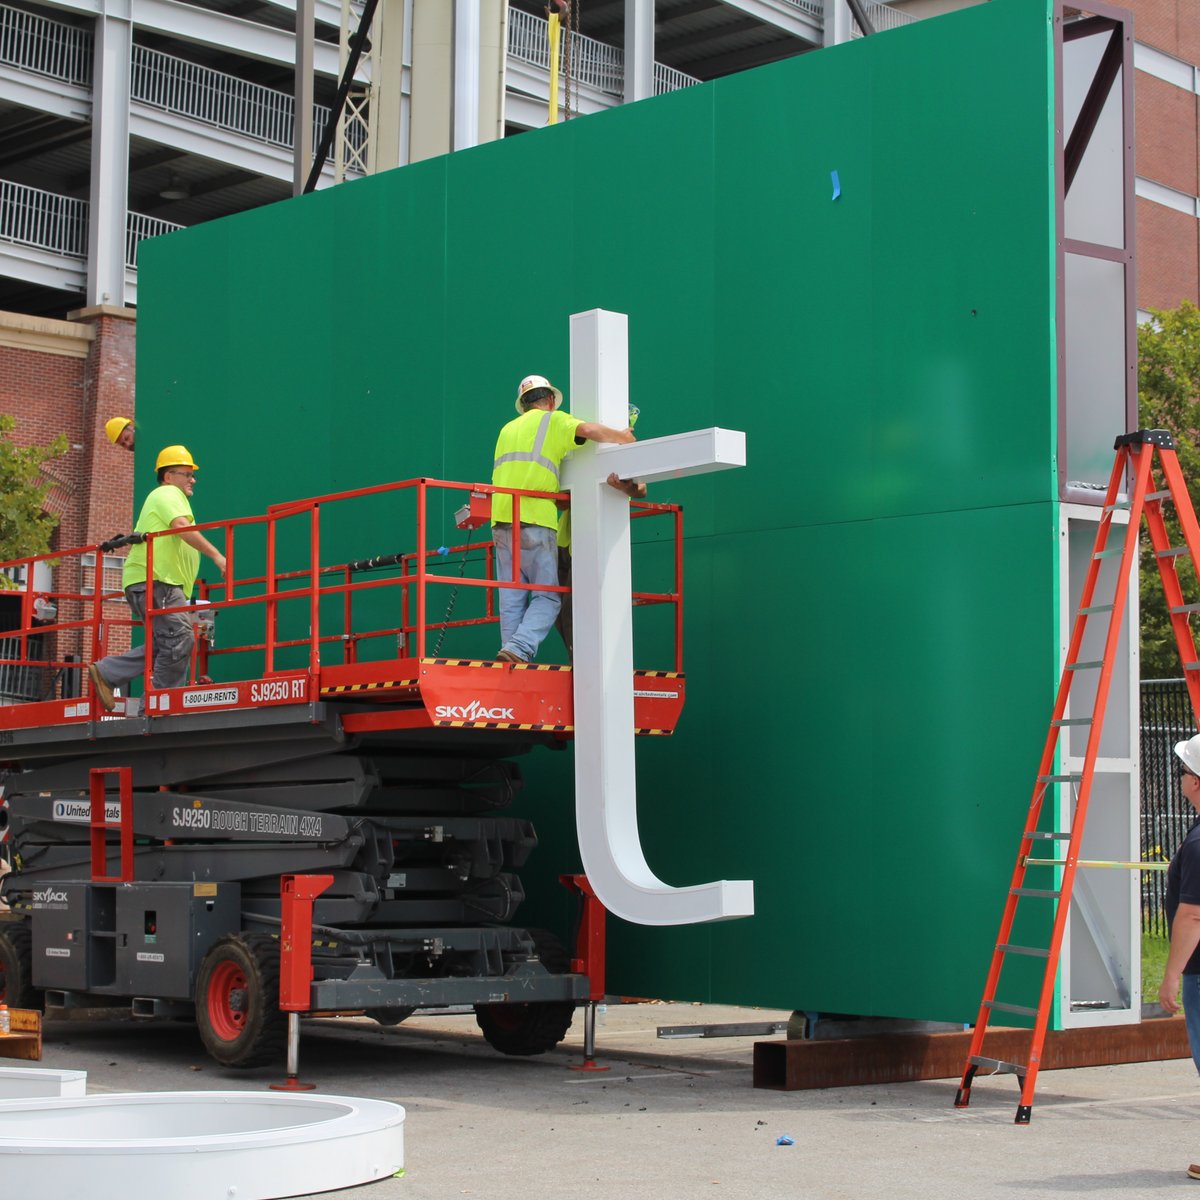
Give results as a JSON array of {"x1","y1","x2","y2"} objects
[{"x1": 0, "y1": 702, "x2": 586, "y2": 1066}]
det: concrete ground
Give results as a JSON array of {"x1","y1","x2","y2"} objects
[{"x1": 17, "y1": 1001, "x2": 1200, "y2": 1199}]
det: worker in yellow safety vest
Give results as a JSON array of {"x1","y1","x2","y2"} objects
[{"x1": 491, "y1": 374, "x2": 635, "y2": 663}]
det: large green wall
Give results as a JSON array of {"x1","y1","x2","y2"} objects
[{"x1": 136, "y1": 0, "x2": 1058, "y2": 1021}]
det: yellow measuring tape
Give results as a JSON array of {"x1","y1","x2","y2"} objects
[{"x1": 1022, "y1": 857, "x2": 1167, "y2": 872}]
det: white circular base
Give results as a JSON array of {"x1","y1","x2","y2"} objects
[{"x1": 0, "y1": 1090, "x2": 405, "y2": 1199}]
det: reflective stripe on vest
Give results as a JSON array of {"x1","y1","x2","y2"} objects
[{"x1": 493, "y1": 411, "x2": 559, "y2": 481}]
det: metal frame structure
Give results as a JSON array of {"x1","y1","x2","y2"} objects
[{"x1": 1055, "y1": 0, "x2": 1137, "y2": 507}]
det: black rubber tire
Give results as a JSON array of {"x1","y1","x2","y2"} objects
[
  {"x1": 194, "y1": 934, "x2": 286, "y2": 1069},
  {"x1": 0, "y1": 923, "x2": 39, "y2": 1010},
  {"x1": 474, "y1": 929, "x2": 576, "y2": 1057},
  {"x1": 368, "y1": 1007, "x2": 415, "y2": 1027}
]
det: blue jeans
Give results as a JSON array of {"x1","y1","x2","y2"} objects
[
  {"x1": 492, "y1": 523, "x2": 561, "y2": 662},
  {"x1": 1184, "y1": 974, "x2": 1200, "y2": 1074}
]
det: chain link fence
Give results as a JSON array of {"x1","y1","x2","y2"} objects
[{"x1": 1141, "y1": 678, "x2": 1196, "y2": 935}]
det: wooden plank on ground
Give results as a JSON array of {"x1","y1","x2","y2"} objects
[{"x1": 0, "y1": 1009, "x2": 42, "y2": 1061}]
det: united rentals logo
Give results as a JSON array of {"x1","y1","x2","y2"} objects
[{"x1": 433, "y1": 700, "x2": 516, "y2": 722}]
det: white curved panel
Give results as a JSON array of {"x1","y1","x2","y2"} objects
[
  {"x1": 565, "y1": 308, "x2": 754, "y2": 926},
  {"x1": 0, "y1": 1091, "x2": 405, "y2": 1199}
]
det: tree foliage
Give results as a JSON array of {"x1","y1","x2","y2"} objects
[
  {"x1": 0, "y1": 414, "x2": 68, "y2": 570},
  {"x1": 1138, "y1": 300, "x2": 1200, "y2": 678}
]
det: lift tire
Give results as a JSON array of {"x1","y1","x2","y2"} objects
[
  {"x1": 195, "y1": 934, "x2": 286, "y2": 1069},
  {"x1": 368, "y1": 1007, "x2": 416, "y2": 1027},
  {"x1": 0, "y1": 923, "x2": 40, "y2": 1010},
  {"x1": 474, "y1": 929, "x2": 575, "y2": 1057}
]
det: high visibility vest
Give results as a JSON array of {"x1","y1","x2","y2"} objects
[{"x1": 491, "y1": 408, "x2": 582, "y2": 530}]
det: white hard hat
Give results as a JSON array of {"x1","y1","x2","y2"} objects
[
  {"x1": 515, "y1": 374, "x2": 563, "y2": 413},
  {"x1": 1176, "y1": 734, "x2": 1200, "y2": 776}
]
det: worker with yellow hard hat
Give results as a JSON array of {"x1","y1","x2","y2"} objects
[
  {"x1": 104, "y1": 416, "x2": 134, "y2": 451},
  {"x1": 88, "y1": 445, "x2": 226, "y2": 710},
  {"x1": 490, "y1": 374, "x2": 635, "y2": 663}
]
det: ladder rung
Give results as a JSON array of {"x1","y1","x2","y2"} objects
[
  {"x1": 1146, "y1": 490, "x2": 1171, "y2": 502},
  {"x1": 1185, "y1": 662, "x2": 1200, "y2": 672},
  {"x1": 1171, "y1": 604, "x2": 1200, "y2": 614},
  {"x1": 1092, "y1": 549, "x2": 1123, "y2": 559},
  {"x1": 998, "y1": 943, "x2": 1051, "y2": 958},
  {"x1": 1026, "y1": 830, "x2": 1072, "y2": 840},
  {"x1": 1157, "y1": 547, "x2": 1189, "y2": 558},
  {"x1": 1011, "y1": 887, "x2": 1061, "y2": 898},
  {"x1": 1079, "y1": 605, "x2": 1113, "y2": 615},
  {"x1": 1103, "y1": 500, "x2": 1130, "y2": 513},
  {"x1": 969, "y1": 1055, "x2": 1026, "y2": 1077},
  {"x1": 1052, "y1": 717, "x2": 1092, "y2": 726},
  {"x1": 1066, "y1": 661, "x2": 1103, "y2": 671},
  {"x1": 1038, "y1": 773, "x2": 1082, "y2": 783},
  {"x1": 984, "y1": 1000, "x2": 1039, "y2": 1017}
]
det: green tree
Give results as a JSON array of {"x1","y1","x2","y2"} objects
[
  {"x1": 1138, "y1": 300, "x2": 1200, "y2": 678},
  {"x1": 0, "y1": 414, "x2": 68, "y2": 570}
]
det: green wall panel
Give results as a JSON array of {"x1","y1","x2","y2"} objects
[{"x1": 135, "y1": 0, "x2": 1058, "y2": 1020}]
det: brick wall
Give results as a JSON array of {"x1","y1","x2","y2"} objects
[
  {"x1": 1137, "y1": 197, "x2": 1200, "y2": 314},
  {"x1": 0, "y1": 307, "x2": 136, "y2": 693}
]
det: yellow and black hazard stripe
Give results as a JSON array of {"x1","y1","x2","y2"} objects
[
  {"x1": 321, "y1": 678, "x2": 418, "y2": 694},
  {"x1": 435, "y1": 720, "x2": 573, "y2": 732},
  {"x1": 635, "y1": 670, "x2": 683, "y2": 679},
  {"x1": 515, "y1": 663, "x2": 569, "y2": 672},
  {"x1": 635, "y1": 728, "x2": 673, "y2": 736},
  {"x1": 422, "y1": 657, "x2": 498, "y2": 668}
]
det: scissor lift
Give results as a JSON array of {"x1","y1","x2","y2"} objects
[{"x1": 0, "y1": 475, "x2": 684, "y2": 1066}]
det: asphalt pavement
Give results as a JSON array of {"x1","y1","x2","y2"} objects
[{"x1": 16, "y1": 1001, "x2": 1200, "y2": 1199}]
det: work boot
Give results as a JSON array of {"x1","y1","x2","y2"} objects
[
  {"x1": 496, "y1": 648, "x2": 526, "y2": 663},
  {"x1": 88, "y1": 663, "x2": 116, "y2": 711},
  {"x1": 1188, "y1": 1165, "x2": 1200, "y2": 1180}
]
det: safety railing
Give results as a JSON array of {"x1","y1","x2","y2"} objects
[
  {"x1": 653, "y1": 62, "x2": 700, "y2": 96},
  {"x1": 851, "y1": 0, "x2": 917, "y2": 36},
  {"x1": 778, "y1": 0, "x2": 824, "y2": 19},
  {"x1": 0, "y1": 476, "x2": 684, "y2": 715},
  {"x1": 507, "y1": 6, "x2": 697, "y2": 99},
  {"x1": 0, "y1": 179, "x2": 88, "y2": 258},
  {"x1": 0, "y1": 1, "x2": 91, "y2": 85},
  {"x1": 131, "y1": 44, "x2": 333, "y2": 151},
  {"x1": 125, "y1": 211, "x2": 185, "y2": 269},
  {"x1": 0, "y1": 178, "x2": 181, "y2": 268}
]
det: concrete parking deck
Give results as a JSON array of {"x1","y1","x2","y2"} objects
[{"x1": 24, "y1": 1002, "x2": 1200, "y2": 1199}]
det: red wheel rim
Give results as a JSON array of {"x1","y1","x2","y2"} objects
[{"x1": 207, "y1": 960, "x2": 249, "y2": 1041}]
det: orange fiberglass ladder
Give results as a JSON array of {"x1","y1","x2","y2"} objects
[{"x1": 955, "y1": 429, "x2": 1200, "y2": 1125}]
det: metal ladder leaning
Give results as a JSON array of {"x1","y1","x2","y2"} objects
[{"x1": 955, "y1": 428, "x2": 1200, "y2": 1124}]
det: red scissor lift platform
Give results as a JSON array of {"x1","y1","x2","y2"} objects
[{"x1": 0, "y1": 476, "x2": 685, "y2": 1067}]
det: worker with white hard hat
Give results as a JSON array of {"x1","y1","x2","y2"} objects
[
  {"x1": 105, "y1": 416, "x2": 135, "y2": 451},
  {"x1": 1161, "y1": 732, "x2": 1200, "y2": 1140},
  {"x1": 490, "y1": 374, "x2": 635, "y2": 663},
  {"x1": 88, "y1": 445, "x2": 226, "y2": 710}
]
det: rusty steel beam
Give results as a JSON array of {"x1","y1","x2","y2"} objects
[{"x1": 753, "y1": 1018, "x2": 1191, "y2": 1091}]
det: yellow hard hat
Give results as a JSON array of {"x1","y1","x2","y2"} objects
[
  {"x1": 104, "y1": 416, "x2": 133, "y2": 443},
  {"x1": 515, "y1": 374, "x2": 563, "y2": 414},
  {"x1": 155, "y1": 445, "x2": 198, "y2": 472}
]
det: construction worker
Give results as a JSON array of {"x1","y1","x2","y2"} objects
[
  {"x1": 1162, "y1": 732, "x2": 1200, "y2": 1180},
  {"x1": 105, "y1": 416, "x2": 134, "y2": 451},
  {"x1": 491, "y1": 374, "x2": 634, "y2": 663},
  {"x1": 87, "y1": 446, "x2": 226, "y2": 709}
]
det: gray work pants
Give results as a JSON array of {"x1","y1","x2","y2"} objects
[{"x1": 93, "y1": 582, "x2": 193, "y2": 691}]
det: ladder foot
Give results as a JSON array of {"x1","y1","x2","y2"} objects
[
  {"x1": 1014, "y1": 1104, "x2": 1032, "y2": 1125},
  {"x1": 954, "y1": 1086, "x2": 971, "y2": 1108}
]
